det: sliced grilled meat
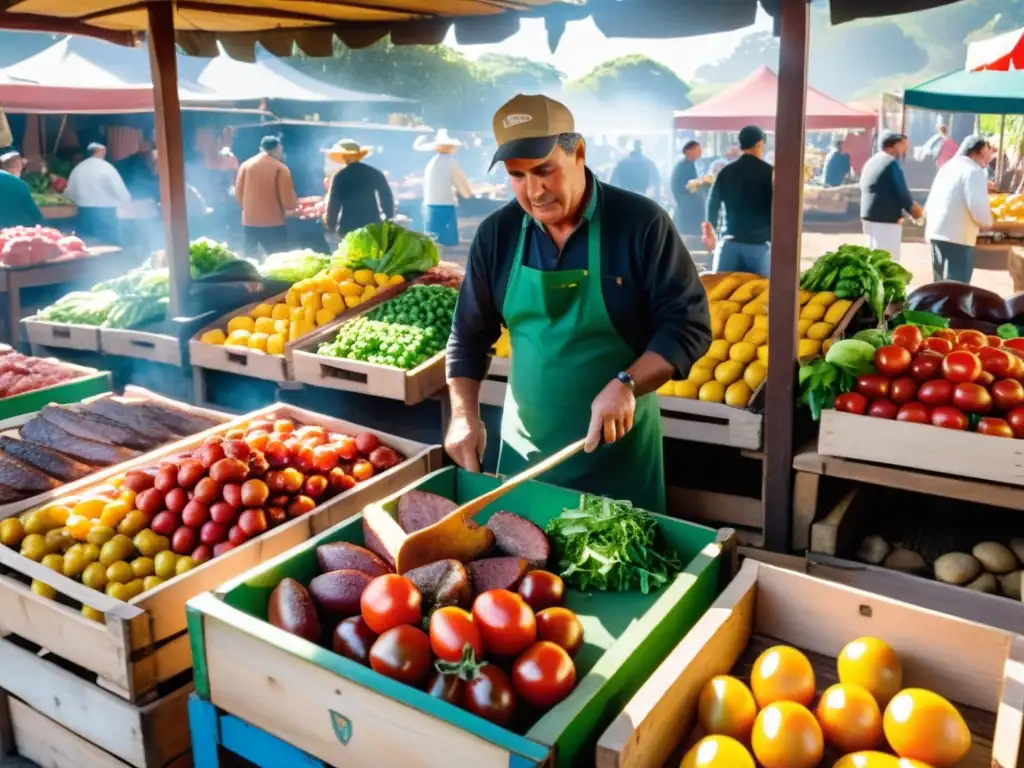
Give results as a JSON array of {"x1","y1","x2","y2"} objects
[
  {"x1": 0, "y1": 453, "x2": 61, "y2": 493},
  {"x1": 138, "y1": 401, "x2": 221, "y2": 435},
  {"x1": 0, "y1": 484, "x2": 26, "y2": 504},
  {"x1": 20, "y1": 417, "x2": 140, "y2": 466},
  {"x1": 39, "y1": 405, "x2": 159, "y2": 450},
  {"x1": 0, "y1": 436, "x2": 94, "y2": 483},
  {"x1": 84, "y1": 397, "x2": 181, "y2": 442}
]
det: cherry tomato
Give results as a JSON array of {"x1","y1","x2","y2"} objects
[
  {"x1": 833, "y1": 392, "x2": 868, "y2": 415},
  {"x1": 512, "y1": 641, "x2": 576, "y2": 710},
  {"x1": 1005, "y1": 338, "x2": 1024, "y2": 354},
  {"x1": 920, "y1": 337, "x2": 953, "y2": 356},
  {"x1": 472, "y1": 589, "x2": 537, "y2": 657},
  {"x1": 856, "y1": 374, "x2": 890, "y2": 400},
  {"x1": 874, "y1": 345, "x2": 912, "y2": 377},
  {"x1": 916, "y1": 379, "x2": 954, "y2": 407},
  {"x1": 957, "y1": 342, "x2": 984, "y2": 353},
  {"x1": 867, "y1": 399, "x2": 898, "y2": 419},
  {"x1": 889, "y1": 376, "x2": 917, "y2": 405},
  {"x1": 369, "y1": 625, "x2": 433, "y2": 685},
  {"x1": 979, "y1": 347, "x2": 1016, "y2": 379},
  {"x1": 992, "y1": 379, "x2": 1024, "y2": 412},
  {"x1": 332, "y1": 616, "x2": 378, "y2": 665},
  {"x1": 978, "y1": 417, "x2": 1015, "y2": 438},
  {"x1": 942, "y1": 350, "x2": 982, "y2": 383},
  {"x1": 909, "y1": 353, "x2": 943, "y2": 382},
  {"x1": 986, "y1": 335, "x2": 1004, "y2": 348},
  {"x1": 425, "y1": 672, "x2": 466, "y2": 707},
  {"x1": 931, "y1": 406, "x2": 969, "y2": 431},
  {"x1": 1007, "y1": 406, "x2": 1024, "y2": 437},
  {"x1": 957, "y1": 329, "x2": 988, "y2": 347},
  {"x1": 896, "y1": 402, "x2": 931, "y2": 424},
  {"x1": 465, "y1": 665, "x2": 517, "y2": 725},
  {"x1": 429, "y1": 606, "x2": 483, "y2": 663},
  {"x1": 352, "y1": 460, "x2": 375, "y2": 482},
  {"x1": 535, "y1": 607, "x2": 584, "y2": 657},
  {"x1": 952, "y1": 382, "x2": 993, "y2": 414},
  {"x1": 890, "y1": 325, "x2": 923, "y2": 355},
  {"x1": 518, "y1": 571, "x2": 565, "y2": 611},
  {"x1": 977, "y1": 370, "x2": 996, "y2": 387},
  {"x1": 360, "y1": 575, "x2": 422, "y2": 635},
  {"x1": 931, "y1": 328, "x2": 958, "y2": 343}
]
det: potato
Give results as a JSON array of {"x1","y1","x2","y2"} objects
[
  {"x1": 965, "y1": 573, "x2": 997, "y2": 594},
  {"x1": 934, "y1": 552, "x2": 982, "y2": 585},
  {"x1": 972, "y1": 542, "x2": 1018, "y2": 574},
  {"x1": 1010, "y1": 538, "x2": 1024, "y2": 565},
  {"x1": 998, "y1": 570, "x2": 1022, "y2": 600},
  {"x1": 856, "y1": 535, "x2": 890, "y2": 565},
  {"x1": 883, "y1": 548, "x2": 927, "y2": 575}
]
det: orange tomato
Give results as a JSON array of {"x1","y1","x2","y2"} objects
[
  {"x1": 883, "y1": 688, "x2": 970, "y2": 767},
  {"x1": 837, "y1": 637, "x2": 903, "y2": 707},
  {"x1": 815, "y1": 683, "x2": 883, "y2": 752},
  {"x1": 697, "y1": 675, "x2": 757, "y2": 743},
  {"x1": 832, "y1": 753, "x2": 901, "y2": 768},
  {"x1": 751, "y1": 701, "x2": 823, "y2": 768},
  {"x1": 679, "y1": 735, "x2": 755, "y2": 768},
  {"x1": 750, "y1": 645, "x2": 816, "y2": 708}
]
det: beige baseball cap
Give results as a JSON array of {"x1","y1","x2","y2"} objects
[{"x1": 490, "y1": 94, "x2": 575, "y2": 170}]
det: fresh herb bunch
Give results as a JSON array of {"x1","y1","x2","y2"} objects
[
  {"x1": 189, "y1": 238, "x2": 242, "y2": 279},
  {"x1": 545, "y1": 495, "x2": 682, "y2": 594},
  {"x1": 797, "y1": 339, "x2": 877, "y2": 420},
  {"x1": 800, "y1": 244, "x2": 912, "y2": 326}
]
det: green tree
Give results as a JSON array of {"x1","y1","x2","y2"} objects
[
  {"x1": 476, "y1": 54, "x2": 564, "y2": 92},
  {"x1": 565, "y1": 54, "x2": 690, "y2": 109}
]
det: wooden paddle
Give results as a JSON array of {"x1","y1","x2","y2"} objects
[{"x1": 364, "y1": 438, "x2": 587, "y2": 574}]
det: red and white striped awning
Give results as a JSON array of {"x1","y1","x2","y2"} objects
[{"x1": 966, "y1": 27, "x2": 1024, "y2": 71}]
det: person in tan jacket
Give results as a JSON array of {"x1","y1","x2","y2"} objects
[{"x1": 235, "y1": 136, "x2": 298, "y2": 258}]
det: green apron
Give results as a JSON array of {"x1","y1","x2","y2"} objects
[{"x1": 496, "y1": 188, "x2": 666, "y2": 513}]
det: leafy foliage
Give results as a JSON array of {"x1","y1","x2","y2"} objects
[{"x1": 565, "y1": 54, "x2": 691, "y2": 109}]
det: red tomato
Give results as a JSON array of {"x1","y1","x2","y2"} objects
[
  {"x1": 867, "y1": 399, "x2": 899, "y2": 419},
  {"x1": 978, "y1": 347, "x2": 1016, "y2": 379},
  {"x1": 472, "y1": 589, "x2": 537, "y2": 657},
  {"x1": 921, "y1": 337, "x2": 954, "y2": 356},
  {"x1": 518, "y1": 571, "x2": 565, "y2": 612},
  {"x1": 977, "y1": 370, "x2": 996, "y2": 387},
  {"x1": 1007, "y1": 406, "x2": 1024, "y2": 438},
  {"x1": 535, "y1": 607, "x2": 584, "y2": 657},
  {"x1": 511, "y1": 641, "x2": 576, "y2": 709},
  {"x1": 465, "y1": 665, "x2": 517, "y2": 725},
  {"x1": 909, "y1": 353, "x2": 943, "y2": 382},
  {"x1": 429, "y1": 607, "x2": 483, "y2": 663},
  {"x1": 891, "y1": 325, "x2": 923, "y2": 355},
  {"x1": 856, "y1": 374, "x2": 890, "y2": 400},
  {"x1": 986, "y1": 335, "x2": 1004, "y2": 348},
  {"x1": 992, "y1": 379, "x2": 1024, "y2": 412},
  {"x1": 917, "y1": 379, "x2": 954, "y2": 407},
  {"x1": 897, "y1": 402, "x2": 931, "y2": 424},
  {"x1": 931, "y1": 328, "x2": 958, "y2": 343},
  {"x1": 425, "y1": 672, "x2": 466, "y2": 707},
  {"x1": 978, "y1": 417, "x2": 1015, "y2": 438},
  {"x1": 889, "y1": 376, "x2": 917, "y2": 405},
  {"x1": 360, "y1": 575, "x2": 423, "y2": 635},
  {"x1": 952, "y1": 382, "x2": 993, "y2": 414},
  {"x1": 1004, "y1": 338, "x2": 1024, "y2": 354},
  {"x1": 957, "y1": 342, "x2": 984, "y2": 353},
  {"x1": 834, "y1": 392, "x2": 868, "y2": 415},
  {"x1": 369, "y1": 626, "x2": 433, "y2": 685},
  {"x1": 957, "y1": 329, "x2": 988, "y2": 347},
  {"x1": 931, "y1": 406, "x2": 969, "y2": 431},
  {"x1": 874, "y1": 345, "x2": 912, "y2": 377},
  {"x1": 942, "y1": 350, "x2": 982, "y2": 383}
]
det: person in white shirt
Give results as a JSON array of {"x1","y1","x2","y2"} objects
[
  {"x1": 414, "y1": 129, "x2": 472, "y2": 246},
  {"x1": 924, "y1": 135, "x2": 995, "y2": 284},
  {"x1": 66, "y1": 143, "x2": 131, "y2": 245}
]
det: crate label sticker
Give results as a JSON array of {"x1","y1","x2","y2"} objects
[{"x1": 330, "y1": 710, "x2": 353, "y2": 745}]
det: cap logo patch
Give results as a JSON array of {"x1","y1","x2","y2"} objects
[{"x1": 503, "y1": 114, "x2": 533, "y2": 128}]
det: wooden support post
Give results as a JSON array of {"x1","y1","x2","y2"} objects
[
  {"x1": 146, "y1": 5, "x2": 190, "y2": 318},
  {"x1": 763, "y1": 0, "x2": 809, "y2": 553}
]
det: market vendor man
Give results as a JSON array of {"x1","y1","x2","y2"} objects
[{"x1": 444, "y1": 94, "x2": 711, "y2": 513}]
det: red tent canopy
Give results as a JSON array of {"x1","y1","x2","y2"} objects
[
  {"x1": 966, "y1": 27, "x2": 1024, "y2": 71},
  {"x1": 674, "y1": 66, "x2": 876, "y2": 132}
]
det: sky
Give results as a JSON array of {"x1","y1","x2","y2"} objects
[{"x1": 445, "y1": 9, "x2": 772, "y2": 81}]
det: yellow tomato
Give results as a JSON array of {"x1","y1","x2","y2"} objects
[
  {"x1": 321, "y1": 292, "x2": 344, "y2": 314},
  {"x1": 697, "y1": 675, "x2": 757, "y2": 743},
  {"x1": 353, "y1": 269, "x2": 375, "y2": 286},
  {"x1": 225, "y1": 329, "x2": 251, "y2": 347},
  {"x1": 253, "y1": 316, "x2": 276, "y2": 335},
  {"x1": 199, "y1": 329, "x2": 226, "y2": 345},
  {"x1": 250, "y1": 303, "x2": 273, "y2": 319},
  {"x1": 883, "y1": 689, "x2": 970, "y2": 767},
  {"x1": 389, "y1": 274, "x2": 405, "y2": 285},
  {"x1": 227, "y1": 316, "x2": 255, "y2": 334},
  {"x1": 271, "y1": 303, "x2": 291, "y2": 321},
  {"x1": 344, "y1": 295, "x2": 362, "y2": 309},
  {"x1": 315, "y1": 309, "x2": 337, "y2": 326},
  {"x1": 73, "y1": 498, "x2": 106, "y2": 520},
  {"x1": 680, "y1": 736, "x2": 755, "y2": 768},
  {"x1": 751, "y1": 702, "x2": 823, "y2": 768},
  {"x1": 838, "y1": 637, "x2": 903, "y2": 707},
  {"x1": 330, "y1": 266, "x2": 353, "y2": 282},
  {"x1": 815, "y1": 683, "x2": 883, "y2": 753},
  {"x1": 339, "y1": 280, "x2": 363, "y2": 297},
  {"x1": 751, "y1": 645, "x2": 816, "y2": 708},
  {"x1": 374, "y1": 273, "x2": 391, "y2": 287},
  {"x1": 832, "y1": 753, "x2": 901, "y2": 768},
  {"x1": 247, "y1": 332, "x2": 269, "y2": 353},
  {"x1": 266, "y1": 333, "x2": 286, "y2": 356},
  {"x1": 699, "y1": 380, "x2": 726, "y2": 403},
  {"x1": 99, "y1": 501, "x2": 131, "y2": 529},
  {"x1": 300, "y1": 291, "x2": 321, "y2": 312},
  {"x1": 673, "y1": 380, "x2": 698, "y2": 398}
]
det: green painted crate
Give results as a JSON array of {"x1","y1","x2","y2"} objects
[
  {"x1": 0, "y1": 365, "x2": 111, "y2": 420},
  {"x1": 186, "y1": 467, "x2": 730, "y2": 768}
]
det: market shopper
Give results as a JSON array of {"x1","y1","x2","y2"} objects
[
  {"x1": 859, "y1": 132, "x2": 923, "y2": 262},
  {"x1": 822, "y1": 139, "x2": 852, "y2": 187},
  {"x1": 670, "y1": 140, "x2": 706, "y2": 236},
  {"x1": 323, "y1": 139, "x2": 395, "y2": 238},
  {"x1": 702, "y1": 125, "x2": 774, "y2": 276},
  {"x1": 234, "y1": 136, "x2": 299, "y2": 259},
  {"x1": 924, "y1": 135, "x2": 995, "y2": 284},
  {"x1": 611, "y1": 139, "x2": 661, "y2": 199},
  {"x1": 923, "y1": 122, "x2": 959, "y2": 170},
  {"x1": 415, "y1": 129, "x2": 472, "y2": 246},
  {"x1": 444, "y1": 94, "x2": 711, "y2": 514},
  {"x1": 0, "y1": 151, "x2": 43, "y2": 228},
  {"x1": 65, "y1": 143, "x2": 130, "y2": 245}
]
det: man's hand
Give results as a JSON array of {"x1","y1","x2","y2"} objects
[
  {"x1": 585, "y1": 379, "x2": 636, "y2": 453},
  {"x1": 445, "y1": 415, "x2": 487, "y2": 472},
  {"x1": 701, "y1": 222, "x2": 717, "y2": 252},
  {"x1": 910, "y1": 203, "x2": 924, "y2": 220}
]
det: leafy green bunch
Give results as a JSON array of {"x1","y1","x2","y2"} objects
[
  {"x1": 332, "y1": 221, "x2": 439, "y2": 277},
  {"x1": 800, "y1": 244, "x2": 912, "y2": 326}
]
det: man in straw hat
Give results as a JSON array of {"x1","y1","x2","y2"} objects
[
  {"x1": 415, "y1": 128, "x2": 472, "y2": 246},
  {"x1": 323, "y1": 139, "x2": 395, "y2": 238},
  {"x1": 443, "y1": 94, "x2": 710, "y2": 514}
]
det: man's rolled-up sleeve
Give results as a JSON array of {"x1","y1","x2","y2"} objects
[
  {"x1": 643, "y1": 213, "x2": 712, "y2": 377},
  {"x1": 446, "y1": 224, "x2": 503, "y2": 381}
]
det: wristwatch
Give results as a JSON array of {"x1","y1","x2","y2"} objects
[{"x1": 615, "y1": 371, "x2": 635, "y2": 392}]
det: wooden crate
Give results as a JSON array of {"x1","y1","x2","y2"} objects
[
  {"x1": 101, "y1": 327, "x2": 183, "y2": 367},
  {"x1": 819, "y1": 408, "x2": 1024, "y2": 486},
  {"x1": 22, "y1": 316, "x2": 101, "y2": 352},
  {"x1": 0, "y1": 635, "x2": 192, "y2": 768},
  {"x1": 596, "y1": 559, "x2": 1024, "y2": 768},
  {"x1": 659, "y1": 395, "x2": 763, "y2": 449},
  {"x1": 0, "y1": 403, "x2": 440, "y2": 703},
  {"x1": 0, "y1": 360, "x2": 111, "y2": 421}
]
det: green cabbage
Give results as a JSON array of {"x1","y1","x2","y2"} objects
[
  {"x1": 259, "y1": 250, "x2": 331, "y2": 283},
  {"x1": 332, "y1": 221, "x2": 439, "y2": 277}
]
